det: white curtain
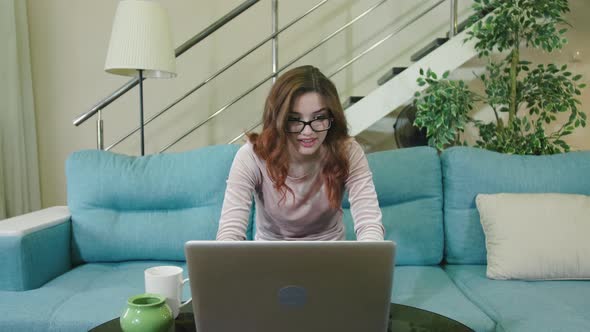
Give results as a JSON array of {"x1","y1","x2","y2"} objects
[{"x1": 0, "y1": 0, "x2": 41, "y2": 219}]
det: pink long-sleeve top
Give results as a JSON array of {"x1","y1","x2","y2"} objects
[{"x1": 216, "y1": 138, "x2": 385, "y2": 241}]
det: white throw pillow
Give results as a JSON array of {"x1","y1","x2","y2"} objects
[{"x1": 475, "y1": 193, "x2": 590, "y2": 280}]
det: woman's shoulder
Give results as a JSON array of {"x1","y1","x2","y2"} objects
[
  {"x1": 235, "y1": 140, "x2": 265, "y2": 168},
  {"x1": 345, "y1": 137, "x2": 361, "y2": 149},
  {"x1": 237, "y1": 139, "x2": 255, "y2": 152},
  {"x1": 233, "y1": 140, "x2": 255, "y2": 161},
  {"x1": 343, "y1": 137, "x2": 365, "y2": 157}
]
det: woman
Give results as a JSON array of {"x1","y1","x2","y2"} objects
[{"x1": 216, "y1": 65, "x2": 384, "y2": 241}]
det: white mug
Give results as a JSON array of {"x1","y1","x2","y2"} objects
[{"x1": 144, "y1": 266, "x2": 192, "y2": 318}]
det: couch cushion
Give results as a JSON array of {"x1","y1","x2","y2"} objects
[
  {"x1": 392, "y1": 266, "x2": 495, "y2": 332},
  {"x1": 0, "y1": 261, "x2": 187, "y2": 332},
  {"x1": 344, "y1": 146, "x2": 444, "y2": 265},
  {"x1": 66, "y1": 145, "x2": 244, "y2": 263},
  {"x1": 441, "y1": 147, "x2": 590, "y2": 264},
  {"x1": 445, "y1": 265, "x2": 590, "y2": 332}
]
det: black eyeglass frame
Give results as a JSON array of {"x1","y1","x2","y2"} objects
[{"x1": 285, "y1": 117, "x2": 334, "y2": 134}]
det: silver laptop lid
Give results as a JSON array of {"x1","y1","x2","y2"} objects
[{"x1": 184, "y1": 240, "x2": 396, "y2": 332}]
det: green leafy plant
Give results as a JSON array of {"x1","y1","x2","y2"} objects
[{"x1": 414, "y1": 0, "x2": 586, "y2": 154}]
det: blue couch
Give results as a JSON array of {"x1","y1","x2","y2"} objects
[{"x1": 1, "y1": 145, "x2": 589, "y2": 331}]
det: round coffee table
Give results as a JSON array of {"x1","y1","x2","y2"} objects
[{"x1": 90, "y1": 303, "x2": 473, "y2": 332}]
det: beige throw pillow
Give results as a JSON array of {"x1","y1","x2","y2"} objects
[{"x1": 476, "y1": 193, "x2": 590, "y2": 280}]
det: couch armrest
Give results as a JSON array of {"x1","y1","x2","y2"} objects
[{"x1": 0, "y1": 206, "x2": 72, "y2": 291}]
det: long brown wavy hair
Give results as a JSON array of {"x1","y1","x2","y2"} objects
[{"x1": 247, "y1": 65, "x2": 350, "y2": 209}]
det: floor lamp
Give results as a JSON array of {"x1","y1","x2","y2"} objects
[{"x1": 104, "y1": 0, "x2": 176, "y2": 156}]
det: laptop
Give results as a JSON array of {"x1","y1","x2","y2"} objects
[{"x1": 184, "y1": 240, "x2": 396, "y2": 332}]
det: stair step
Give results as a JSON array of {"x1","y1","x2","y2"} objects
[
  {"x1": 410, "y1": 38, "x2": 449, "y2": 62},
  {"x1": 342, "y1": 96, "x2": 364, "y2": 109},
  {"x1": 377, "y1": 67, "x2": 407, "y2": 86}
]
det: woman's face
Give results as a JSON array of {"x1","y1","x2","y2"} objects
[{"x1": 286, "y1": 92, "x2": 331, "y2": 160}]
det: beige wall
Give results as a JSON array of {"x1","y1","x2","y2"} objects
[{"x1": 26, "y1": 0, "x2": 589, "y2": 207}]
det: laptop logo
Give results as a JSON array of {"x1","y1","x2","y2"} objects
[{"x1": 278, "y1": 285, "x2": 307, "y2": 308}]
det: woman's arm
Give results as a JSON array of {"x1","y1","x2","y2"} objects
[
  {"x1": 216, "y1": 143, "x2": 260, "y2": 241},
  {"x1": 345, "y1": 139, "x2": 385, "y2": 241}
]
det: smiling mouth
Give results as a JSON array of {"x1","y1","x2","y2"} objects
[{"x1": 298, "y1": 138, "x2": 317, "y2": 148}]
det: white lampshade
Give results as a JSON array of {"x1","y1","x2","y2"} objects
[{"x1": 105, "y1": 0, "x2": 176, "y2": 78}]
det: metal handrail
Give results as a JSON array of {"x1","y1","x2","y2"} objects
[
  {"x1": 72, "y1": 0, "x2": 259, "y2": 127},
  {"x1": 105, "y1": 0, "x2": 328, "y2": 151},
  {"x1": 227, "y1": 0, "x2": 448, "y2": 144},
  {"x1": 160, "y1": 0, "x2": 389, "y2": 152}
]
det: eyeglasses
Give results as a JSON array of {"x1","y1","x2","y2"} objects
[{"x1": 286, "y1": 116, "x2": 333, "y2": 133}]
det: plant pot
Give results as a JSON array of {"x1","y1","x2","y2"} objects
[{"x1": 120, "y1": 293, "x2": 173, "y2": 332}]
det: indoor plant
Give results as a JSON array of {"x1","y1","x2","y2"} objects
[{"x1": 413, "y1": 0, "x2": 586, "y2": 154}]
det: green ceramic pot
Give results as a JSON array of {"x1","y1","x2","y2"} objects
[{"x1": 120, "y1": 293, "x2": 173, "y2": 332}]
